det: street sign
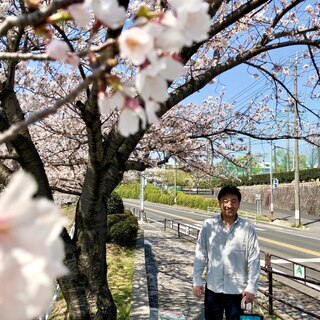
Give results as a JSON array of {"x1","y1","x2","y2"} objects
[
  {"x1": 294, "y1": 264, "x2": 305, "y2": 279},
  {"x1": 255, "y1": 194, "x2": 261, "y2": 201},
  {"x1": 273, "y1": 178, "x2": 279, "y2": 189}
]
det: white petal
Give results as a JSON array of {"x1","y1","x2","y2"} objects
[
  {"x1": 0, "y1": 171, "x2": 37, "y2": 217},
  {"x1": 145, "y1": 100, "x2": 160, "y2": 124},
  {"x1": 159, "y1": 57, "x2": 185, "y2": 81},
  {"x1": 118, "y1": 109, "x2": 139, "y2": 137},
  {"x1": 136, "y1": 74, "x2": 168, "y2": 103},
  {"x1": 0, "y1": 170, "x2": 68, "y2": 320},
  {"x1": 68, "y1": 3, "x2": 92, "y2": 28},
  {"x1": 118, "y1": 27, "x2": 154, "y2": 65},
  {"x1": 46, "y1": 40, "x2": 69, "y2": 61},
  {"x1": 92, "y1": 0, "x2": 126, "y2": 29}
]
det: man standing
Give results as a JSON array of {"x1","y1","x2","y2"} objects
[{"x1": 193, "y1": 185, "x2": 260, "y2": 320}]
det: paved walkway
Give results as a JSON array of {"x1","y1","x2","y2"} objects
[
  {"x1": 131, "y1": 221, "x2": 204, "y2": 320},
  {"x1": 130, "y1": 214, "x2": 320, "y2": 320}
]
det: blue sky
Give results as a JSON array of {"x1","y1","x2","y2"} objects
[{"x1": 183, "y1": 47, "x2": 318, "y2": 165}]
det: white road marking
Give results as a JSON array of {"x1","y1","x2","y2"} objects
[{"x1": 270, "y1": 258, "x2": 320, "y2": 264}]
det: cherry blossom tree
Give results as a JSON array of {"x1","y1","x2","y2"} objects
[{"x1": 0, "y1": 0, "x2": 320, "y2": 318}]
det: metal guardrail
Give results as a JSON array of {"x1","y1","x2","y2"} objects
[{"x1": 260, "y1": 251, "x2": 320, "y2": 319}]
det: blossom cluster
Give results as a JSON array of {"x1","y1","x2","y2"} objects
[
  {"x1": 46, "y1": 0, "x2": 211, "y2": 137},
  {"x1": 0, "y1": 171, "x2": 68, "y2": 320}
]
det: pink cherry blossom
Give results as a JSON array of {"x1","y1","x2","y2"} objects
[
  {"x1": 169, "y1": 0, "x2": 211, "y2": 45},
  {"x1": 118, "y1": 27, "x2": 154, "y2": 65},
  {"x1": 118, "y1": 106, "x2": 146, "y2": 137},
  {"x1": 98, "y1": 91, "x2": 124, "y2": 115},
  {"x1": 0, "y1": 170, "x2": 68, "y2": 320},
  {"x1": 136, "y1": 66, "x2": 169, "y2": 102},
  {"x1": 46, "y1": 39, "x2": 80, "y2": 67},
  {"x1": 68, "y1": 0, "x2": 92, "y2": 28},
  {"x1": 91, "y1": 0, "x2": 127, "y2": 29},
  {"x1": 135, "y1": 56, "x2": 184, "y2": 102},
  {"x1": 145, "y1": 100, "x2": 160, "y2": 124}
]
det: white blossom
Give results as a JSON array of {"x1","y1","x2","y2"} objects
[
  {"x1": 98, "y1": 91, "x2": 123, "y2": 115},
  {"x1": 68, "y1": 0, "x2": 92, "y2": 28},
  {"x1": 118, "y1": 105, "x2": 147, "y2": 137},
  {"x1": 145, "y1": 13, "x2": 185, "y2": 52},
  {"x1": 136, "y1": 66, "x2": 169, "y2": 102},
  {"x1": 169, "y1": 0, "x2": 211, "y2": 45},
  {"x1": 91, "y1": 0, "x2": 126, "y2": 29},
  {"x1": 118, "y1": 27, "x2": 155, "y2": 65},
  {"x1": 0, "y1": 170, "x2": 68, "y2": 320},
  {"x1": 47, "y1": 39, "x2": 80, "y2": 67},
  {"x1": 136, "y1": 56, "x2": 184, "y2": 102},
  {"x1": 145, "y1": 100, "x2": 160, "y2": 124}
]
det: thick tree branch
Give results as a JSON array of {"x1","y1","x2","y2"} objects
[{"x1": 0, "y1": 0, "x2": 84, "y2": 37}]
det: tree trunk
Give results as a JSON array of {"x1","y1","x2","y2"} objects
[{"x1": 59, "y1": 167, "x2": 118, "y2": 319}]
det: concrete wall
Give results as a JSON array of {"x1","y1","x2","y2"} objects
[{"x1": 214, "y1": 182, "x2": 320, "y2": 217}]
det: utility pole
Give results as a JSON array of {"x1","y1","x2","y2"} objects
[
  {"x1": 140, "y1": 174, "x2": 145, "y2": 221},
  {"x1": 273, "y1": 145, "x2": 277, "y2": 173},
  {"x1": 248, "y1": 137, "x2": 252, "y2": 175},
  {"x1": 269, "y1": 141, "x2": 273, "y2": 221},
  {"x1": 174, "y1": 157, "x2": 177, "y2": 204},
  {"x1": 293, "y1": 58, "x2": 301, "y2": 226},
  {"x1": 286, "y1": 104, "x2": 291, "y2": 171}
]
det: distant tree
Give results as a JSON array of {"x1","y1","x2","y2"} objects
[
  {"x1": 274, "y1": 148, "x2": 307, "y2": 172},
  {"x1": 306, "y1": 145, "x2": 319, "y2": 168}
]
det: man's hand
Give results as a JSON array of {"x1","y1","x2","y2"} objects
[
  {"x1": 193, "y1": 285, "x2": 204, "y2": 298},
  {"x1": 242, "y1": 291, "x2": 255, "y2": 303}
]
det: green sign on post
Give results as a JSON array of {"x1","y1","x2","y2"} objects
[{"x1": 294, "y1": 264, "x2": 305, "y2": 279}]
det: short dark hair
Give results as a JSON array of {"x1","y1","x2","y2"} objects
[{"x1": 217, "y1": 185, "x2": 241, "y2": 202}]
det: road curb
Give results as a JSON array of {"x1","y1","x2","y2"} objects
[{"x1": 130, "y1": 229, "x2": 150, "y2": 319}]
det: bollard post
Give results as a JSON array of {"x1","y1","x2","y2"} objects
[
  {"x1": 265, "y1": 253, "x2": 273, "y2": 315},
  {"x1": 164, "y1": 218, "x2": 166, "y2": 231},
  {"x1": 178, "y1": 223, "x2": 180, "y2": 238},
  {"x1": 139, "y1": 209, "x2": 144, "y2": 222}
]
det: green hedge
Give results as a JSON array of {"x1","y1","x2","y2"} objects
[
  {"x1": 106, "y1": 192, "x2": 124, "y2": 215},
  {"x1": 116, "y1": 183, "x2": 219, "y2": 211},
  {"x1": 107, "y1": 212, "x2": 138, "y2": 247},
  {"x1": 230, "y1": 167, "x2": 320, "y2": 186}
]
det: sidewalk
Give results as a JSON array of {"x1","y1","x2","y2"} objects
[{"x1": 131, "y1": 221, "x2": 204, "y2": 320}]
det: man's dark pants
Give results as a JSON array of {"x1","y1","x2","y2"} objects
[{"x1": 204, "y1": 287, "x2": 243, "y2": 320}]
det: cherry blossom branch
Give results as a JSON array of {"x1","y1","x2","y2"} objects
[
  {"x1": 259, "y1": 0, "x2": 304, "y2": 46},
  {"x1": 245, "y1": 60, "x2": 320, "y2": 119},
  {"x1": 125, "y1": 160, "x2": 150, "y2": 171},
  {"x1": 190, "y1": 129, "x2": 320, "y2": 145},
  {"x1": 51, "y1": 186, "x2": 81, "y2": 196},
  {"x1": 0, "y1": 52, "x2": 48, "y2": 61},
  {"x1": 306, "y1": 43, "x2": 320, "y2": 90},
  {"x1": 0, "y1": 64, "x2": 106, "y2": 145},
  {"x1": 0, "y1": 0, "x2": 84, "y2": 37},
  {"x1": 181, "y1": 0, "x2": 269, "y2": 63},
  {"x1": 0, "y1": 38, "x2": 116, "y2": 61}
]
